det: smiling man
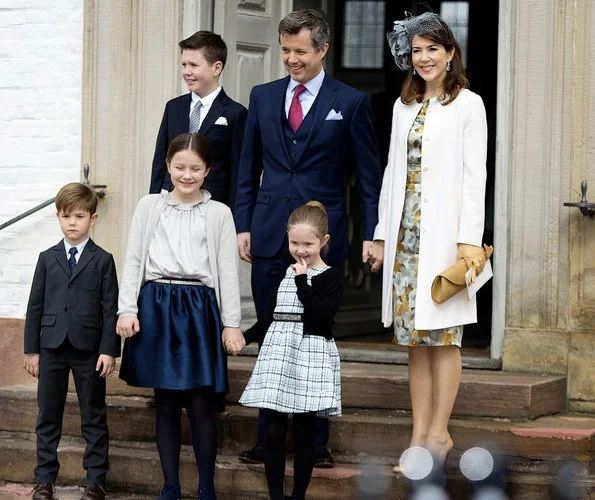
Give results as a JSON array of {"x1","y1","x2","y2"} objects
[{"x1": 234, "y1": 9, "x2": 381, "y2": 469}]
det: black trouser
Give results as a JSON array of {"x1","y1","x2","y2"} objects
[
  {"x1": 263, "y1": 409, "x2": 317, "y2": 500},
  {"x1": 35, "y1": 339, "x2": 108, "y2": 485}
]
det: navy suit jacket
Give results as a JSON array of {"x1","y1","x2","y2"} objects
[
  {"x1": 149, "y1": 88, "x2": 247, "y2": 207},
  {"x1": 234, "y1": 74, "x2": 381, "y2": 261},
  {"x1": 24, "y1": 239, "x2": 120, "y2": 356}
]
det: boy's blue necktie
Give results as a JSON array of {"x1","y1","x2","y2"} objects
[{"x1": 68, "y1": 247, "x2": 78, "y2": 275}]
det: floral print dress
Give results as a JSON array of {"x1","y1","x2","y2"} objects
[{"x1": 392, "y1": 98, "x2": 463, "y2": 347}]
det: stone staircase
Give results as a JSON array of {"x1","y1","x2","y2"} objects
[{"x1": 0, "y1": 354, "x2": 594, "y2": 499}]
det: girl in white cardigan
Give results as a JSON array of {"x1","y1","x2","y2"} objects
[
  {"x1": 368, "y1": 13, "x2": 488, "y2": 467},
  {"x1": 116, "y1": 133, "x2": 244, "y2": 500}
]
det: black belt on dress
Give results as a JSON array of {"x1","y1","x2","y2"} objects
[{"x1": 272, "y1": 312, "x2": 303, "y2": 322}]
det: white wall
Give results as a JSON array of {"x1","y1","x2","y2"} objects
[{"x1": 0, "y1": 1, "x2": 83, "y2": 318}]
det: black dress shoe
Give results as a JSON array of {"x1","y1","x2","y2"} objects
[
  {"x1": 32, "y1": 483, "x2": 55, "y2": 500},
  {"x1": 238, "y1": 443, "x2": 265, "y2": 464},
  {"x1": 313, "y1": 445, "x2": 335, "y2": 468},
  {"x1": 80, "y1": 484, "x2": 106, "y2": 500}
]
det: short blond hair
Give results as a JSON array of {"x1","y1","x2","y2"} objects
[{"x1": 55, "y1": 182, "x2": 98, "y2": 214}]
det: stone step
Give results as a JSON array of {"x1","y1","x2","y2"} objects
[
  {"x1": 1, "y1": 432, "x2": 593, "y2": 500},
  {"x1": 104, "y1": 356, "x2": 566, "y2": 418},
  {"x1": 0, "y1": 386, "x2": 592, "y2": 465}
]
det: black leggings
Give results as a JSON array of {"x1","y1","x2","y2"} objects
[
  {"x1": 263, "y1": 409, "x2": 317, "y2": 500},
  {"x1": 154, "y1": 388, "x2": 217, "y2": 499}
]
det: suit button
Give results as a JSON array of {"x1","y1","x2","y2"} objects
[
  {"x1": 285, "y1": 195, "x2": 291, "y2": 201},
  {"x1": 64, "y1": 307, "x2": 67, "y2": 311},
  {"x1": 423, "y1": 167, "x2": 428, "y2": 172},
  {"x1": 293, "y1": 139, "x2": 297, "y2": 144},
  {"x1": 291, "y1": 152, "x2": 296, "y2": 157},
  {"x1": 292, "y1": 170, "x2": 297, "y2": 176}
]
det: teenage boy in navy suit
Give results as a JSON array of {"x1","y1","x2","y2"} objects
[
  {"x1": 24, "y1": 183, "x2": 120, "y2": 500},
  {"x1": 149, "y1": 30, "x2": 247, "y2": 207}
]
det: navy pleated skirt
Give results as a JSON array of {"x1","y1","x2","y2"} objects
[{"x1": 119, "y1": 281, "x2": 228, "y2": 395}]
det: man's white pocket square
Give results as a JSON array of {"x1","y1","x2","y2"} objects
[
  {"x1": 325, "y1": 110, "x2": 343, "y2": 121},
  {"x1": 214, "y1": 116, "x2": 228, "y2": 125}
]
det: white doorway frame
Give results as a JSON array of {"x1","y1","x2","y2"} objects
[{"x1": 491, "y1": 0, "x2": 512, "y2": 360}]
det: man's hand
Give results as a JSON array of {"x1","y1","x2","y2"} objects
[
  {"x1": 362, "y1": 240, "x2": 374, "y2": 264},
  {"x1": 237, "y1": 232, "x2": 252, "y2": 263},
  {"x1": 96, "y1": 354, "x2": 115, "y2": 378},
  {"x1": 367, "y1": 240, "x2": 385, "y2": 273},
  {"x1": 24, "y1": 353, "x2": 40, "y2": 378},
  {"x1": 116, "y1": 316, "x2": 140, "y2": 338},
  {"x1": 222, "y1": 327, "x2": 245, "y2": 355}
]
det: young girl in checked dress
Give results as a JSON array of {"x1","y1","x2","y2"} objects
[{"x1": 239, "y1": 201, "x2": 343, "y2": 500}]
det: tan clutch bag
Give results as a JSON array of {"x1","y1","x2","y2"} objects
[{"x1": 431, "y1": 245, "x2": 493, "y2": 304}]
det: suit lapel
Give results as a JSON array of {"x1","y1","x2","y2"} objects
[
  {"x1": 274, "y1": 77, "x2": 292, "y2": 166},
  {"x1": 177, "y1": 93, "x2": 192, "y2": 131},
  {"x1": 199, "y1": 89, "x2": 227, "y2": 135},
  {"x1": 53, "y1": 242, "x2": 71, "y2": 278},
  {"x1": 294, "y1": 74, "x2": 338, "y2": 166},
  {"x1": 70, "y1": 239, "x2": 97, "y2": 281}
]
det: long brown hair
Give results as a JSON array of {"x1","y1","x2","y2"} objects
[{"x1": 400, "y1": 19, "x2": 469, "y2": 105}]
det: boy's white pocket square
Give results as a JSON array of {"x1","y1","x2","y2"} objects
[
  {"x1": 325, "y1": 110, "x2": 343, "y2": 121},
  {"x1": 214, "y1": 116, "x2": 228, "y2": 125}
]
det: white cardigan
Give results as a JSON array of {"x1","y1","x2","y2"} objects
[
  {"x1": 118, "y1": 193, "x2": 241, "y2": 328},
  {"x1": 373, "y1": 89, "x2": 487, "y2": 329}
]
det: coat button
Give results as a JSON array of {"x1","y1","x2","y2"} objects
[
  {"x1": 285, "y1": 195, "x2": 291, "y2": 201},
  {"x1": 292, "y1": 139, "x2": 298, "y2": 145},
  {"x1": 292, "y1": 170, "x2": 297, "y2": 176},
  {"x1": 423, "y1": 197, "x2": 428, "y2": 202},
  {"x1": 422, "y1": 228, "x2": 427, "y2": 233},
  {"x1": 423, "y1": 167, "x2": 428, "y2": 172}
]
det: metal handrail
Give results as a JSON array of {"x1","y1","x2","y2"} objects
[{"x1": 0, "y1": 164, "x2": 107, "y2": 232}]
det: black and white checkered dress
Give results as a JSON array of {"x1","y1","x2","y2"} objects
[{"x1": 239, "y1": 266, "x2": 342, "y2": 416}]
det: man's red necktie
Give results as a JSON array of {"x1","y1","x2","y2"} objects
[{"x1": 288, "y1": 84, "x2": 307, "y2": 133}]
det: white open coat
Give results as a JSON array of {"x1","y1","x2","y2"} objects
[{"x1": 373, "y1": 89, "x2": 487, "y2": 329}]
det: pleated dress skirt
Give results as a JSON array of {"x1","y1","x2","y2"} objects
[{"x1": 119, "y1": 280, "x2": 228, "y2": 396}]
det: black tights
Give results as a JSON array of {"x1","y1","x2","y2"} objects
[
  {"x1": 263, "y1": 409, "x2": 317, "y2": 500},
  {"x1": 154, "y1": 388, "x2": 217, "y2": 499}
]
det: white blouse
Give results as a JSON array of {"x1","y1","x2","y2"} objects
[{"x1": 145, "y1": 191, "x2": 214, "y2": 288}]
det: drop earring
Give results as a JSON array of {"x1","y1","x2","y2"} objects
[
  {"x1": 412, "y1": 67, "x2": 416, "y2": 75},
  {"x1": 446, "y1": 60, "x2": 451, "y2": 72}
]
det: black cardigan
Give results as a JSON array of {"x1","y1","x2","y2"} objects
[{"x1": 243, "y1": 267, "x2": 344, "y2": 345}]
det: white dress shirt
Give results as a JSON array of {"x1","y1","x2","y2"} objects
[
  {"x1": 64, "y1": 237, "x2": 89, "y2": 263},
  {"x1": 284, "y1": 69, "x2": 325, "y2": 119},
  {"x1": 189, "y1": 86, "x2": 222, "y2": 130}
]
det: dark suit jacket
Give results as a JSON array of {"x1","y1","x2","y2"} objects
[
  {"x1": 234, "y1": 74, "x2": 381, "y2": 262},
  {"x1": 24, "y1": 239, "x2": 120, "y2": 357},
  {"x1": 149, "y1": 88, "x2": 247, "y2": 207}
]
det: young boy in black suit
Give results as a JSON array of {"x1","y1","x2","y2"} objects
[
  {"x1": 149, "y1": 30, "x2": 247, "y2": 208},
  {"x1": 24, "y1": 182, "x2": 120, "y2": 500}
]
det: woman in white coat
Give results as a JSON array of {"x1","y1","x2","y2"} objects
[{"x1": 368, "y1": 12, "x2": 488, "y2": 466}]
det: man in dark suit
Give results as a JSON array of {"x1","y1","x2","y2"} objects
[
  {"x1": 24, "y1": 183, "x2": 120, "y2": 500},
  {"x1": 149, "y1": 30, "x2": 247, "y2": 207},
  {"x1": 234, "y1": 9, "x2": 381, "y2": 467}
]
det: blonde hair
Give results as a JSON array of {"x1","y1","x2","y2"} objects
[
  {"x1": 55, "y1": 182, "x2": 98, "y2": 214},
  {"x1": 287, "y1": 201, "x2": 330, "y2": 253}
]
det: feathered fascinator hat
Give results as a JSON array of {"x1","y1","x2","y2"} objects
[{"x1": 387, "y1": 12, "x2": 446, "y2": 71}]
